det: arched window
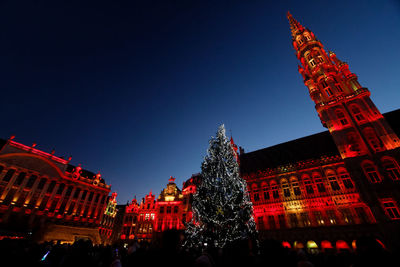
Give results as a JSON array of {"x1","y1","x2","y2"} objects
[
  {"x1": 381, "y1": 199, "x2": 400, "y2": 220},
  {"x1": 382, "y1": 157, "x2": 400, "y2": 181},
  {"x1": 281, "y1": 179, "x2": 291, "y2": 197},
  {"x1": 362, "y1": 161, "x2": 382, "y2": 183},
  {"x1": 302, "y1": 174, "x2": 314, "y2": 194},
  {"x1": 252, "y1": 184, "x2": 260, "y2": 202},
  {"x1": 313, "y1": 172, "x2": 326, "y2": 193},
  {"x1": 290, "y1": 177, "x2": 301, "y2": 196},
  {"x1": 363, "y1": 127, "x2": 382, "y2": 151},
  {"x1": 297, "y1": 35, "x2": 304, "y2": 45},
  {"x1": 315, "y1": 51, "x2": 324, "y2": 63},
  {"x1": 304, "y1": 32, "x2": 311, "y2": 41},
  {"x1": 270, "y1": 181, "x2": 279, "y2": 199},
  {"x1": 350, "y1": 105, "x2": 365, "y2": 122},
  {"x1": 337, "y1": 167, "x2": 354, "y2": 189},
  {"x1": 331, "y1": 77, "x2": 344, "y2": 92},
  {"x1": 335, "y1": 109, "x2": 349, "y2": 126},
  {"x1": 261, "y1": 182, "x2": 269, "y2": 200},
  {"x1": 305, "y1": 52, "x2": 316, "y2": 67},
  {"x1": 326, "y1": 170, "x2": 341, "y2": 191}
]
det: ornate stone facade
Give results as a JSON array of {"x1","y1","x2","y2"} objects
[
  {"x1": 238, "y1": 13, "x2": 400, "y2": 251},
  {"x1": 121, "y1": 174, "x2": 200, "y2": 243},
  {"x1": 0, "y1": 138, "x2": 111, "y2": 244}
]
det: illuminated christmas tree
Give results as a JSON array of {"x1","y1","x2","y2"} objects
[{"x1": 185, "y1": 124, "x2": 257, "y2": 248}]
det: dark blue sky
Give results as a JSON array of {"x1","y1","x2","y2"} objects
[{"x1": 1, "y1": 1, "x2": 399, "y2": 204}]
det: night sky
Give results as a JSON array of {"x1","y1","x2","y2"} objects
[{"x1": 1, "y1": 1, "x2": 399, "y2": 204}]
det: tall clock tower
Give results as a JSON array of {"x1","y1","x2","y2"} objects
[
  {"x1": 288, "y1": 12, "x2": 400, "y2": 245},
  {"x1": 287, "y1": 12, "x2": 399, "y2": 158}
]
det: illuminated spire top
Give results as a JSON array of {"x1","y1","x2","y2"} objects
[{"x1": 287, "y1": 11, "x2": 304, "y2": 38}]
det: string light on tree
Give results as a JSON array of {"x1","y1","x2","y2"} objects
[{"x1": 185, "y1": 124, "x2": 257, "y2": 248}]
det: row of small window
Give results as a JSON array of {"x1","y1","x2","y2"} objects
[
  {"x1": 138, "y1": 223, "x2": 153, "y2": 234},
  {"x1": 139, "y1": 213, "x2": 155, "y2": 221},
  {"x1": 0, "y1": 167, "x2": 106, "y2": 204},
  {"x1": 362, "y1": 158, "x2": 400, "y2": 183},
  {"x1": 159, "y1": 205, "x2": 179, "y2": 214},
  {"x1": 257, "y1": 207, "x2": 371, "y2": 230},
  {"x1": 251, "y1": 169, "x2": 354, "y2": 201}
]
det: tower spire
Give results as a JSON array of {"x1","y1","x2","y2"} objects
[{"x1": 287, "y1": 11, "x2": 304, "y2": 38}]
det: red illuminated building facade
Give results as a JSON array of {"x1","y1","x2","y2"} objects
[
  {"x1": 239, "y1": 13, "x2": 400, "y2": 251},
  {"x1": 99, "y1": 192, "x2": 118, "y2": 244},
  {"x1": 0, "y1": 137, "x2": 111, "y2": 244},
  {"x1": 121, "y1": 174, "x2": 200, "y2": 243}
]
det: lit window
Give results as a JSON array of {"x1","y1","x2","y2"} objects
[
  {"x1": 326, "y1": 210, "x2": 337, "y2": 225},
  {"x1": 340, "y1": 208, "x2": 353, "y2": 224},
  {"x1": 313, "y1": 211, "x2": 325, "y2": 225},
  {"x1": 381, "y1": 200, "x2": 400, "y2": 220},
  {"x1": 362, "y1": 162, "x2": 382, "y2": 183},
  {"x1": 309, "y1": 58, "x2": 316, "y2": 67},
  {"x1": 301, "y1": 213, "x2": 311, "y2": 227},
  {"x1": 145, "y1": 213, "x2": 149, "y2": 220},
  {"x1": 304, "y1": 32, "x2": 311, "y2": 41},
  {"x1": 297, "y1": 36, "x2": 304, "y2": 45},
  {"x1": 382, "y1": 158, "x2": 400, "y2": 180}
]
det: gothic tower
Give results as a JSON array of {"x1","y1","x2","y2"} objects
[
  {"x1": 287, "y1": 12, "x2": 400, "y2": 248},
  {"x1": 287, "y1": 12, "x2": 399, "y2": 158}
]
